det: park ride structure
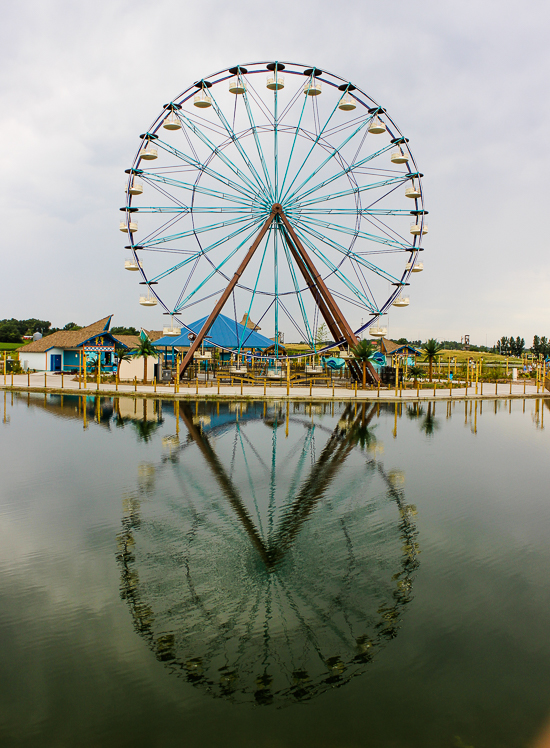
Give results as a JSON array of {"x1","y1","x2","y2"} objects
[
  {"x1": 121, "y1": 61, "x2": 427, "y2": 384},
  {"x1": 116, "y1": 401, "x2": 420, "y2": 705}
]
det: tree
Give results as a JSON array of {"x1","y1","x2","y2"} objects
[
  {"x1": 0, "y1": 322, "x2": 22, "y2": 343},
  {"x1": 421, "y1": 338, "x2": 443, "y2": 381},
  {"x1": 420, "y1": 402, "x2": 439, "y2": 437},
  {"x1": 314, "y1": 323, "x2": 330, "y2": 348},
  {"x1": 111, "y1": 326, "x2": 139, "y2": 336},
  {"x1": 499, "y1": 336, "x2": 510, "y2": 355},
  {"x1": 513, "y1": 336, "x2": 525, "y2": 357},
  {"x1": 132, "y1": 336, "x2": 158, "y2": 383},
  {"x1": 350, "y1": 339, "x2": 374, "y2": 361},
  {"x1": 63, "y1": 322, "x2": 81, "y2": 331},
  {"x1": 350, "y1": 339, "x2": 375, "y2": 389},
  {"x1": 115, "y1": 346, "x2": 133, "y2": 380},
  {"x1": 408, "y1": 364, "x2": 424, "y2": 387}
]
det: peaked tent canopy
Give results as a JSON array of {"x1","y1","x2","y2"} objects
[{"x1": 153, "y1": 313, "x2": 275, "y2": 350}]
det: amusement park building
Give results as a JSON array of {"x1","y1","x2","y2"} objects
[
  {"x1": 376, "y1": 338, "x2": 421, "y2": 366},
  {"x1": 17, "y1": 316, "x2": 162, "y2": 373},
  {"x1": 153, "y1": 313, "x2": 275, "y2": 353}
]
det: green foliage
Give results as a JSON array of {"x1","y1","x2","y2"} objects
[
  {"x1": 0, "y1": 318, "x2": 52, "y2": 340},
  {"x1": 422, "y1": 338, "x2": 443, "y2": 359},
  {"x1": 420, "y1": 403, "x2": 439, "y2": 437},
  {"x1": 421, "y1": 339, "x2": 443, "y2": 381},
  {"x1": 133, "y1": 337, "x2": 158, "y2": 383},
  {"x1": 350, "y1": 339, "x2": 374, "y2": 362},
  {"x1": 0, "y1": 342, "x2": 27, "y2": 351},
  {"x1": 532, "y1": 335, "x2": 549, "y2": 357},
  {"x1": 349, "y1": 422, "x2": 377, "y2": 451},
  {"x1": 0, "y1": 322, "x2": 22, "y2": 343},
  {"x1": 408, "y1": 365, "x2": 424, "y2": 383},
  {"x1": 133, "y1": 338, "x2": 159, "y2": 361},
  {"x1": 62, "y1": 322, "x2": 81, "y2": 331},
  {"x1": 115, "y1": 346, "x2": 133, "y2": 378},
  {"x1": 498, "y1": 336, "x2": 525, "y2": 356},
  {"x1": 314, "y1": 323, "x2": 331, "y2": 347},
  {"x1": 111, "y1": 326, "x2": 139, "y2": 336}
]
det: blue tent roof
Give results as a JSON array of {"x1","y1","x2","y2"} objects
[{"x1": 153, "y1": 313, "x2": 275, "y2": 350}]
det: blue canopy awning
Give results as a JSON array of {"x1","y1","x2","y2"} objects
[{"x1": 153, "y1": 313, "x2": 275, "y2": 350}]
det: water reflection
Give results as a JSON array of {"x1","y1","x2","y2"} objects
[{"x1": 116, "y1": 401, "x2": 420, "y2": 706}]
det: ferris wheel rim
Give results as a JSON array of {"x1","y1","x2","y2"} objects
[{"x1": 123, "y1": 61, "x2": 426, "y2": 360}]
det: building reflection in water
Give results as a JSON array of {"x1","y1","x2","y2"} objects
[{"x1": 116, "y1": 401, "x2": 420, "y2": 706}]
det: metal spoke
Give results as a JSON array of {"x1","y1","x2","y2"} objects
[
  {"x1": 136, "y1": 206, "x2": 264, "y2": 215},
  {"x1": 292, "y1": 215, "x2": 413, "y2": 250},
  {"x1": 139, "y1": 214, "x2": 263, "y2": 248},
  {"x1": 279, "y1": 226, "x2": 316, "y2": 348},
  {"x1": 291, "y1": 174, "x2": 411, "y2": 210},
  {"x1": 293, "y1": 219, "x2": 402, "y2": 284},
  {"x1": 155, "y1": 130, "x2": 262, "y2": 202},
  {"x1": 237, "y1": 225, "x2": 272, "y2": 353},
  {"x1": 140, "y1": 172, "x2": 259, "y2": 206},
  {"x1": 278, "y1": 82, "x2": 311, "y2": 201},
  {"x1": 284, "y1": 138, "x2": 394, "y2": 205},
  {"x1": 290, "y1": 222, "x2": 392, "y2": 306},
  {"x1": 174, "y1": 221, "x2": 267, "y2": 311},
  {"x1": 241, "y1": 81, "x2": 275, "y2": 200},
  {"x1": 279, "y1": 80, "x2": 343, "y2": 203},
  {"x1": 206, "y1": 88, "x2": 271, "y2": 198},
  {"x1": 148, "y1": 219, "x2": 262, "y2": 283}
]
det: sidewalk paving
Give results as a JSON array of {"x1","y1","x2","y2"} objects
[{"x1": 0, "y1": 374, "x2": 547, "y2": 401}]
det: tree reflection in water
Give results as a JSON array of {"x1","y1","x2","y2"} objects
[{"x1": 116, "y1": 402, "x2": 420, "y2": 707}]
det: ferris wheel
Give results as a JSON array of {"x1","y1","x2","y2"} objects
[
  {"x1": 116, "y1": 402, "x2": 420, "y2": 706},
  {"x1": 121, "y1": 61, "x2": 427, "y2": 378}
]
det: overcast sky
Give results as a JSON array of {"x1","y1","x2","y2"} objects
[{"x1": 1, "y1": 0, "x2": 549, "y2": 345}]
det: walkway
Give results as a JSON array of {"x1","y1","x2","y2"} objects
[{"x1": 0, "y1": 373, "x2": 547, "y2": 401}]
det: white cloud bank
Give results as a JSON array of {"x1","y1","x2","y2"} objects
[{"x1": 1, "y1": 0, "x2": 549, "y2": 345}]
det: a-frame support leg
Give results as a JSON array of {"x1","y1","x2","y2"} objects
[
  {"x1": 178, "y1": 210, "x2": 276, "y2": 379},
  {"x1": 278, "y1": 212, "x2": 378, "y2": 384}
]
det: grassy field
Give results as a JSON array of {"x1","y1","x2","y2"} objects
[{"x1": 0, "y1": 342, "x2": 26, "y2": 352}]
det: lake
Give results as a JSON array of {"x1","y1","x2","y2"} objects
[{"x1": 1, "y1": 391, "x2": 549, "y2": 748}]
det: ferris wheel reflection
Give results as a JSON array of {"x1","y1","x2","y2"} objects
[{"x1": 117, "y1": 401, "x2": 420, "y2": 706}]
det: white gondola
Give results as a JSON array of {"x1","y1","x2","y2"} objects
[
  {"x1": 228, "y1": 76, "x2": 246, "y2": 94},
  {"x1": 127, "y1": 179, "x2": 143, "y2": 195},
  {"x1": 140, "y1": 147, "x2": 158, "y2": 160},
  {"x1": 304, "y1": 79, "x2": 322, "y2": 96},
  {"x1": 139, "y1": 293, "x2": 157, "y2": 307},
  {"x1": 120, "y1": 219, "x2": 137, "y2": 233},
  {"x1": 162, "y1": 325, "x2": 181, "y2": 336},
  {"x1": 193, "y1": 91, "x2": 212, "y2": 108},
  {"x1": 410, "y1": 222, "x2": 428, "y2": 235},
  {"x1": 338, "y1": 93, "x2": 356, "y2": 111},
  {"x1": 406, "y1": 261, "x2": 424, "y2": 273},
  {"x1": 391, "y1": 148, "x2": 408, "y2": 164},
  {"x1": 368, "y1": 115, "x2": 386, "y2": 134},
  {"x1": 266, "y1": 75, "x2": 284, "y2": 90},
  {"x1": 163, "y1": 113, "x2": 181, "y2": 130},
  {"x1": 369, "y1": 325, "x2": 387, "y2": 337},
  {"x1": 405, "y1": 181, "x2": 421, "y2": 199},
  {"x1": 124, "y1": 259, "x2": 141, "y2": 271},
  {"x1": 392, "y1": 295, "x2": 410, "y2": 307},
  {"x1": 229, "y1": 365, "x2": 247, "y2": 375},
  {"x1": 195, "y1": 351, "x2": 212, "y2": 360}
]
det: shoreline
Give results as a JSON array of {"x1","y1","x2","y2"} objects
[{"x1": 1, "y1": 382, "x2": 548, "y2": 403}]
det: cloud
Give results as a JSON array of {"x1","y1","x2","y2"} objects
[{"x1": 1, "y1": 0, "x2": 549, "y2": 345}]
